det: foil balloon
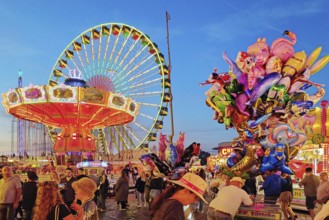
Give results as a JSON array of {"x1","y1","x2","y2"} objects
[
  {"x1": 165, "y1": 144, "x2": 178, "y2": 167},
  {"x1": 270, "y1": 30, "x2": 296, "y2": 63},
  {"x1": 235, "y1": 51, "x2": 255, "y2": 74},
  {"x1": 174, "y1": 132, "x2": 185, "y2": 162},
  {"x1": 247, "y1": 37, "x2": 270, "y2": 67},
  {"x1": 158, "y1": 133, "x2": 169, "y2": 161},
  {"x1": 247, "y1": 72, "x2": 282, "y2": 105},
  {"x1": 149, "y1": 153, "x2": 171, "y2": 175},
  {"x1": 282, "y1": 51, "x2": 307, "y2": 77},
  {"x1": 223, "y1": 51, "x2": 243, "y2": 82},
  {"x1": 305, "y1": 47, "x2": 322, "y2": 68},
  {"x1": 224, "y1": 144, "x2": 258, "y2": 177},
  {"x1": 260, "y1": 144, "x2": 293, "y2": 174},
  {"x1": 265, "y1": 56, "x2": 282, "y2": 74},
  {"x1": 200, "y1": 70, "x2": 231, "y2": 98},
  {"x1": 309, "y1": 55, "x2": 329, "y2": 75},
  {"x1": 176, "y1": 142, "x2": 197, "y2": 167}
]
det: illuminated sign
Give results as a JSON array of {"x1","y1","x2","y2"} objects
[
  {"x1": 219, "y1": 147, "x2": 233, "y2": 157},
  {"x1": 76, "y1": 161, "x2": 109, "y2": 168}
]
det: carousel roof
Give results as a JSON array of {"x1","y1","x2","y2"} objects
[{"x1": 2, "y1": 84, "x2": 139, "y2": 129}]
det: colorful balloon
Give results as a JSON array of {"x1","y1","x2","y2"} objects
[
  {"x1": 247, "y1": 37, "x2": 270, "y2": 66},
  {"x1": 247, "y1": 72, "x2": 282, "y2": 105},
  {"x1": 202, "y1": 30, "x2": 329, "y2": 176},
  {"x1": 270, "y1": 30, "x2": 296, "y2": 63}
]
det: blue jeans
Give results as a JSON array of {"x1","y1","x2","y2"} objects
[{"x1": 0, "y1": 203, "x2": 14, "y2": 220}]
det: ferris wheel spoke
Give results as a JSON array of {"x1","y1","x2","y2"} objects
[
  {"x1": 111, "y1": 41, "x2": 148, "y2": 82},
  {"x1": 116, "y1": 64, "x2": 159, "y2": 91},
  {"x1": 132, "y1": 121, "x2": 149, "y2": 132},
  {"x1": 117, "y1": 39, "x2": 139, "y2": 70},
  {"x1": 108, "y1": 127, "x2": 120, "y2": 152},
  {"x1": 70, "y1": 43, "x2": 88, "y2": 75},
  {"x1": 101, "y1": 26, "x2": 113, "y2": 70},
  {"x1": 121, "y1": 126, "x2": 136, "y2": 149},
  {"x1": 113, "y1": 126, "x2": 132, "y2": 150},
  {"x1": 107, "y1": 28, "x2": 121, "y2": 71},
  {"x1": 90, "y1": 34, "x2": 97, "y2": 75},
  {"x1": 114, "y1": 53, "x2": 156, "y2": 85},
  {"x1": 126, "y1": 91, "x2": 164, "y2": 99},
  {"x1": 124, "y1": 124, "x2": 143, "y2": 144},
  {"x1": 137, "y1": 102, "x2": 161, "y2": 108},
  {"x1": 128, "y1": 77, "x2": 162, "y2": 90},
  {"x1": 113, "y1": 32, "x2": 132, "y2": 67},
  {"x1": 138, "y1": 112, "x2": 158, "y2": 121},
  {"x1": 82, "y1": 43, "x2": 91, "y2": 67}
]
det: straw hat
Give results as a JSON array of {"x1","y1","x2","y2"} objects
[
  {"x1": 169, "y1": 173, "x2": 208, "y2": 204},
  {"x1": 230, "y1": 177, "x2": 245, "y2": 185},
  {"x1": 72, "y1": 177, "x2": 97, "y2": 198}
]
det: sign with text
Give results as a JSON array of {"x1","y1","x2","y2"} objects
[{"x1": 219, "y1": 147, "x2": 233, "y2": 157}]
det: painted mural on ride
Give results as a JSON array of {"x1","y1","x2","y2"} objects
[{"x1": 200, "y1": 30, "x2": 329, "y2": 177}]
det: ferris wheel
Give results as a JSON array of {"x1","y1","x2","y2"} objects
[{"x1": 47, "y1": 23, "x2": 171, "y2": 154}]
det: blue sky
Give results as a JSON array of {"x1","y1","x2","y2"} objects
[{"x1": 1, "y1": 0, "x2": 329, "y2": 155}]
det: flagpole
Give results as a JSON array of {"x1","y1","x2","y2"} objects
[{"x1": 166, "y1": 11, "x2": 175, "y2": 144}]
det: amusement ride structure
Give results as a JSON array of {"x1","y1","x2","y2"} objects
[{"x1": 2, "y1": 23, "x2": 171, "y2": 164}]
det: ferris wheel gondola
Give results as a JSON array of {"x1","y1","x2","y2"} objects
[{"x1": 47, "y1": 23, "x2": 170, "y2": 154}]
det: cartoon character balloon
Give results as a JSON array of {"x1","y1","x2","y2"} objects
[{"x1": 202, "y1": 30, "x2": 329, "y2": 176}]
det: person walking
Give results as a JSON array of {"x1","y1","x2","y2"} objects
[
  {"x1": 114, "y1": 170, "x2": 129, "y2": 210},
  {"x1": 0, "y1": 166, "x2": 22, "y2": 220},
  {"x1": 299, "y1": 167, "x2": 320, "y2": 219},
  {"x1": 21, "y1": 171, "x2": 38, "y2": 220},
  {"x1": 135, "y1": 171, "x2": 146, "y2": 207},
  {"x1": 149, "y1": 172, "x2": 165, "y2": 206},
  {"x1": 280, "y1": 172, "x2": 297, "y2": 220},
  {"x1": 132, "y1": 167, "x2": 139, "y2": 185},
  {"x1": 207, "y1": 177, "x2": 253, "y2": 220},
  {"x1": 98, "y1": 170, "x2": 109, "y2": 211},
  {"x1": 144, "y1": 172, "x2": 152, "y2": 207}
]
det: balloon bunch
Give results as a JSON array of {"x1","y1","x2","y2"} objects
[
  {"x1": 140, "y1": 132, "x2": 202, "y2": 179},
  {"x1": 202, "y1": 30, "x2": 329, "y2": 176}
]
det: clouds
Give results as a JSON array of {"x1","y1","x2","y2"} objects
[{"x1": 202, "y1": 0, "x2": 328, "y2": 42}]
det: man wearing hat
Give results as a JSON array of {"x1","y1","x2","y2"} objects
[
  {"x1": 22, "y1": 171, "x2": 38, "y2": 220},
  {"x1": 207, "y1": 176, "x2": 253, "y2": 220}
]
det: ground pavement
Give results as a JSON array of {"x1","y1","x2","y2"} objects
[{"x1": 99, "y1": 193, "x2": 313, "y2": 220}]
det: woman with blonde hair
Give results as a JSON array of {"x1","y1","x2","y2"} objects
[{"x1": 33, "y1": 181, "x2": 83, "y2": 220}]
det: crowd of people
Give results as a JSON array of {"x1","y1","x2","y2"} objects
[
  {"x1": 1, "y1": 164, "x2": 329, "y2": 220},
  {"x1": 0, "y1": 166, "x2": 106, "y2": 220}
]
